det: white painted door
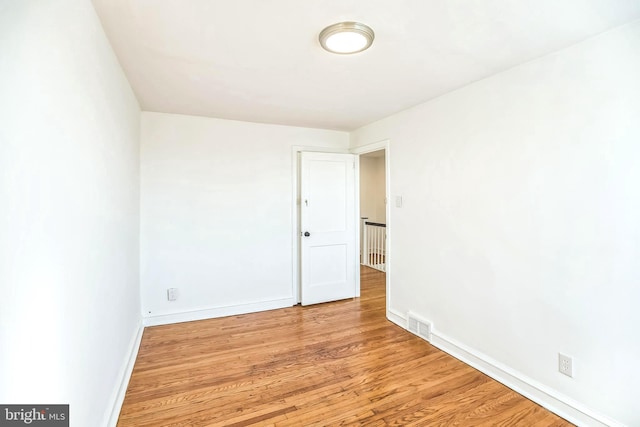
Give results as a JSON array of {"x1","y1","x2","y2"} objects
[{"x1": 300, "y1": 152, "x2": 357, "y2": 306}]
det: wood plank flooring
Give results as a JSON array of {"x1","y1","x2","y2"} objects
[{"x1": 118, "y1": 267, "x2": 573, "y2": 426}]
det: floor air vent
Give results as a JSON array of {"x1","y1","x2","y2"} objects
[{"x1": 407, "y1": 312, "x2": 432, "y2": 342}]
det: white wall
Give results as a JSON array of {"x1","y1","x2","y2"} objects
[
  {"x1": 0, "y1": 0, "x2": 141, "y2": 426},
  {"x1": 141, "y1": 112, "x2": 348, "y2": 322},
  {"x1": 360, "y1": 155, "x2": 386, "y2": 224},
  {"x1": 351, "y1": 22, "x2": 640, "y2": 427}
]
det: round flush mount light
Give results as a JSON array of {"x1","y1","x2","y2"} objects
[{"x1": 319, "y1": 22, "x2": 375, "y2": 54}]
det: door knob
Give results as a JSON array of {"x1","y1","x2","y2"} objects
[{"x1": 304, "y1": 231, "x2": 311, "y2": 237}]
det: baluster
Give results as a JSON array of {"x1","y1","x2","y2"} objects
[
  {"x1": 376, "y1": 227, "x2": 381, "y2": 267},
  {"x1": 373, "y1": 226, "x2": 377, "y2": 266},
  {"x1": 362, "y1": 223, "x2": 368, "y2": 266}
]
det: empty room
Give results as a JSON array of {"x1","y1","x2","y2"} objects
[{"x1": 1, "y1": 1, "x2": 639, "y2": 426}]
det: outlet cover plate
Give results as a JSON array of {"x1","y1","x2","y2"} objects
[{"x1": 558, "y1": 353, "x2": 573, "y2": 377}]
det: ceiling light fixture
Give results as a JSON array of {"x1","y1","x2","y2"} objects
[{"x1": 319, "y1": 22, "x2": 374, "y2": 54}]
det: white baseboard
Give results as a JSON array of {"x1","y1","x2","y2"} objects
[
  {"x1": 386, "y1": 310, "x2": 622, "y2": 427},
  {"x1": 106, "y1": 319, "x2": 144, "y2": 427},
  {"x1": 143, "y1": 297, "x2": 295, "y2": 327},
  {"x1": 386, "y1": 308, "x2": 406, "y2": 329}
]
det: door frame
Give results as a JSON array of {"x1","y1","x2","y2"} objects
[
  {"x1": 350, "y1": 139, "x2": 391, "y2": 315},
  {"x1": 291, "y1": 145, "x2": 355, "y2": 304},
  {"x1": 291, "y1": 140, "x2": 390, "y2": 308}
]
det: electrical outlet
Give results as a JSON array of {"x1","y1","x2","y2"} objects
[
  {"x1": 558, "y1": 353, "x2": 573, "y2": 377},
  {"x1": 167, "y1": 288, "x2": 178, "y2": 301}
]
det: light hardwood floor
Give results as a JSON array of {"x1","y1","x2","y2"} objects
[{"x1": 118, "y1": 267, "x2": 573, "y2": 426}]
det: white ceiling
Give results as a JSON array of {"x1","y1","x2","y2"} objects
[{"x1": 92, "y1": 0, "x2": 640, "y2": 131}]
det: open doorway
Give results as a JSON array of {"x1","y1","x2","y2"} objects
[
  {"x1": 355, "y1": 142, "x2": 390, "y2": 317},
  {"x1": 291, "y1": 142, "x2": 390, "y2": 314},
  {"x1": 359, "y1": 150, "x2": 386, "y2": 271}
]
